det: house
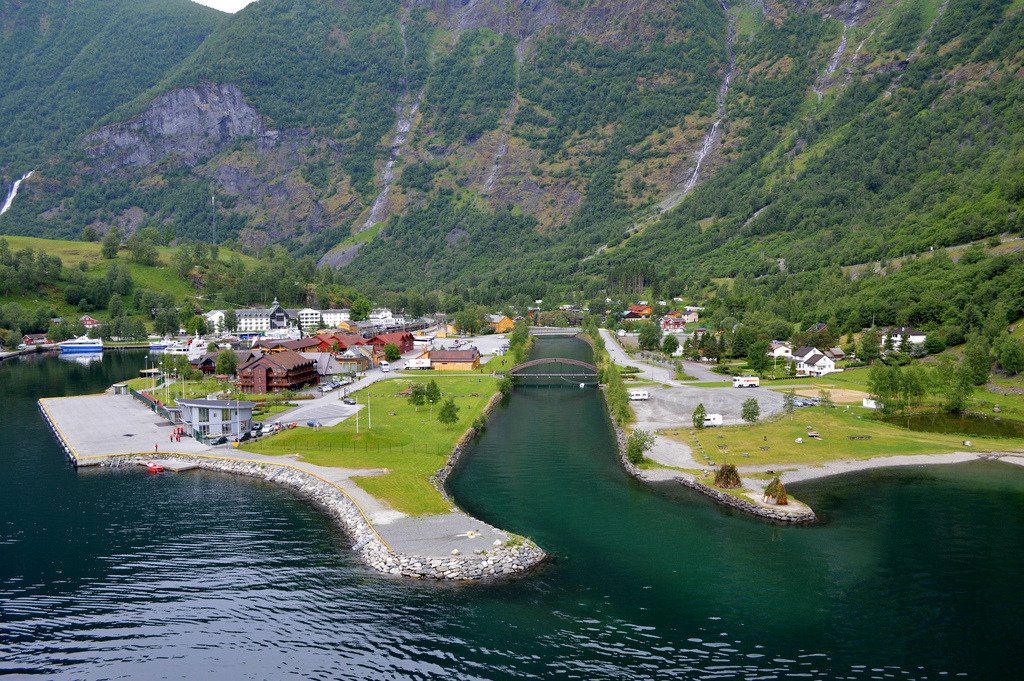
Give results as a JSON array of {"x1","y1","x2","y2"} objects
[
  {"x1": 175, "y1": 398, "x2": 255, "y2": 439},
  {"x1": 369, "y1": 307, "x2": 406, "y2": 327},
  {"x1": 236, "y1": 349, "x2": 319, "y2": 393},
  {"x1": 204, "y1": 309, "x2": 226, "y2": 332},
  {"x1": 235, "y1": 298, "x2": 292, "y2": 333},
  {"x1": 660, "y1": 317, "x2": 689, "y2": 334},
  {"x1": 320, "y1": 308, "x2": 351, "y2": 327},
  {"x1": 427, "y1": 347, "x2": 481, "y2": 371},
  {"x1": 485, "y1": 314, "x2": 515, "y2": 334},
  {"x1": 79, "y1": 315, "x2": 101, "y2": 330},
  {"x1": 313, "y1": 332, "x2": 367, "y2": 353},
  {"x1": 881, "y1": 327, "x2": 927, "y2": 351},
  {"x1": 22, "y1": 333, "x2": 51, "y2": 346},
  {"x1": 627, "y1": 304, "x2": 653, "y2": 318},
  {"x1": 192, "y1": 350, "x2": 258, "y2": 375},
  {"x1": 794, "y1": 347, "x2": 840, "y2": 377},
  {"x1": 336, "y1": 345, "x2": 378, "y2": 373},
  {"x1": 809, "y1": 322, "x2": 828, "y2": 334},
  {"x1": 768, "y1": 341, "x2": 792, "y2": 359},
  {"x1": 824, "y1": 347, "x2": 846, "y2": 361},
  {"x1": 369, "y1": 331, "x2": 415, "y2": 354}
]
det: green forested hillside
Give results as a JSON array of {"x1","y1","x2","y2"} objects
[
  {"x1": 0, "y1": 0, "x2": 1021, "y2": 343},
  {"x1": 0, "y1": 0, "x2": 225, "y2": 174}
]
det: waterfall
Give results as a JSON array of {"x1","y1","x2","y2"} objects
[
  {"x1": 361, "y1": 12, "x2": 421, "y2": 232},
  {"x1": 0, "y1": 170, "x2": 34, "y2": 216},
  {"x1": 484, "y1": 42, "x2": 525, "y2": 194},
  {"x1": 674, "y1": 0, "x2": 735, "y2": 203}
]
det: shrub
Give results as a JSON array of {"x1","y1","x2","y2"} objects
[
  {"x1": 714, "y1": 464, "x2": 741, "y2": 489},
  {"x1": 625, "y1": 429, "x2": 654, "y2": 464},
  {"x1": 692, "y1": 402, "x2": 707, "y2": 429}
]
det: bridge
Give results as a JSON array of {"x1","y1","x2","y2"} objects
[
  {"x1": 528, "y1": 326, "x2": 581, "y2": 337},
  {"x1": 508, "y1": 357, "x2": 598, "y2": 382}
]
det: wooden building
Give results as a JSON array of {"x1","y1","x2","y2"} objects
[
  {"x1": 236, "y1": 349, "x2": 319, "y2": 393},
  {"x1": 426, "y1": 347, "x2": 481, "y2": 371}
]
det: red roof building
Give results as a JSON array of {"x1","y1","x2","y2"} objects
[
  {"x1": 369, "y1": 331, "x2": 414, "y2": 354},
  {"x1": 236, "y1": 349, "x2": 319, "y2": 393}
]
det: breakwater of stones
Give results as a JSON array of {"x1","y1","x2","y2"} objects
[
  {"x1": 602, "y1": 389, "x2": 817, "y2": 524},
  {"x1": 101, "y1": 454, "x2": 546, "y2": 580}
]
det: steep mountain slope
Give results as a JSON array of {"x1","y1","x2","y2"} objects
[
  {"x1": 0, "y1": 0, "x2": 1020, "y2": 307},
  {"x1": 0, "y1": 0, "x2": 225, "y2": 176}
]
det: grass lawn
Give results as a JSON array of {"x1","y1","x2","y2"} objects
[
  {"x1": 1, "y1": 236, "x2": 255, "y2": 313},
  {"x1": 254, "y1": 402, "x2": 298, "y2": 422},
  {"x1": 246, "y1": 375, "x2": 500, "y2": 515},
  {"x1": 661, "y1": 406, "x2": 1024, "y2": 468},
  {"x1": 763, "y1": 367, "x2": 872, "y2": 391},
  {"x1": 142, "y1": 378, "x2": 230, "y2": 401}
]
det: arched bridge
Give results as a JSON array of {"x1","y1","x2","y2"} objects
[{"x1": 508, "y1": 357, "x2": 598, "y2": 380}]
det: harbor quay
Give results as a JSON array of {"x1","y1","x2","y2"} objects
[{"x1": 38, "y1": 391, "x2": 546, "y2": 580}]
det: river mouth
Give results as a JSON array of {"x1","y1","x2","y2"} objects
[{"x1": 877, "y1": 411, "x2": 1024, "y2": 438}]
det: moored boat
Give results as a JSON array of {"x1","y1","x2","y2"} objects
[
  {"x1": 58, "y1": 336, "x2": 103, "y2": 354},
  {"x1": 146, "y1": 461, "x2": 165, "y2": 473}
]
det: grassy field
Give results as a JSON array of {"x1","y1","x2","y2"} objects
[
  {"x1": 662, "y1": 406, "x2": 1024, "y2": 468},
  {"x1": 254, "y1": 402, "x2": 298, "y2": 422},
  {"x1": 246, "y1": 375, "x2": 500, "y2": 515},
  {"x1": 1, "y1": 235, "x2": 255, "y2": 314}
]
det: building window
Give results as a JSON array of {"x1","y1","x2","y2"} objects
[
  {"x1": 222, "y1": 409, "x2": 231, "y2": 422},
  {"x1": 198, "y1": 408, "x2": 209, "y2": 422}
]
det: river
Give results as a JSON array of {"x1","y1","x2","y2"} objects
[{"x1": 2, "y1": 342, "x2": 1023, "y2": 678}]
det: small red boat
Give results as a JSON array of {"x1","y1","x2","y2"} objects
[{"x1": 146, "y1": 461, "x2": 165, "y2": 474}]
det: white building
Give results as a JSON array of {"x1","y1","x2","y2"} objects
[
  {"x1": 204, "y1": 309, "x2": 226, "y2": 332},
  {"x1": 175, "y1": 398, "x2": 254, "y2": 439},
  {"x1": 321, "y1": 308, "x2": 351, "y2": 327},
  {"x1": 768, "y1": 341, "x2": 792, "y2": 359},
  {"x1": 235, "y1": 298, "x2": 291, "y2": 333},
  {"x1": 295, "y1": 308, "x2": 323, "y2": 330},
  {"x1": 793, "y1": 346, "x2": 840, "y2": 377},
  {"x1": 881, "y1": 327, "x2": 927, "y2": 351}
]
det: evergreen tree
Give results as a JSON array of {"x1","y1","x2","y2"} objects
[
  {"x1": 741, "y1": 398, "x2": 760, "y2": 423},
  {"x1": 437, "y1": 397, "x2": 459, "y2": 426},
  {"x1": 692, "y1": 402, "x2": 707, "y2": 429},
  {"x1": 425, "y1": 379, "x2": 441, "y2": 403}
]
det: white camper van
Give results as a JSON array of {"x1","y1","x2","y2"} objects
[
  {"x1": 628, "y1": 390, "x2": 650, "y2": 401},
  {"x1": 703, "y1": 413, "x2": 723, "y2": 427},
  {"x1": 732, "y1": 375, "x2": 760, "y2": 388}
]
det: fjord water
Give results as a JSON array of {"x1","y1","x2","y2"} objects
[{"x1": 2, "y1": 344, "x2": 1023, "y2": 679}]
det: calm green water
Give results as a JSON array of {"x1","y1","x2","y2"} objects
[
  {"x1": 2, "y1": 343, "x2": 1023, "y2": 679},
  {"x1": 879, "y1": 411, "x2": 1024, "y2": 438}
]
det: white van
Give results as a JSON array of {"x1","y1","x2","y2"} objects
[
  {"x1": 703, "y1": 413, "x2": 723, "y2": 427},
  {"x1": 379, "y1": 361, "x2": 391, "y2": 373},
  {"x1": 628, "y1": 390, "x2": 650, "y2": 401},
  {"x1": 732, "y1": 375, "x2": 760, "y2": 388}
]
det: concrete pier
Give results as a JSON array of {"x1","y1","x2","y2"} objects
[{"x1": 38, "y1": 392, "x2": 546, "y2": 580}]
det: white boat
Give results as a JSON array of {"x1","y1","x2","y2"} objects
[
  {"x1": 59, "y1": 336, "x2": 103, "y2": 354},
  {"x1": 161, "y1": 341, "x2": 192, "y2": 356},
  {"x1": 148, "y1": 337, "x2": 172, "y2": 352}
]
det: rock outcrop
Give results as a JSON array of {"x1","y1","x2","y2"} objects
[{"x1": 83, "y1": 84, "x2": 265, "y2": 171}]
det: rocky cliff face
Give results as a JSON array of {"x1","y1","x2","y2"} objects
[{"x1": 83, "y1": 84, "x2": 265, "y2": 171}]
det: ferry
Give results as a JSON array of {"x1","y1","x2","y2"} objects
[
  {"x1": 161, "y1": 341, "x2": 191, "y2": 356},
  {"x1": 148, "y1": 337, "x2": 172, "y2": 352},
  {"x1": 58, "y1": 336, "x2": 103, "y2": 354}
]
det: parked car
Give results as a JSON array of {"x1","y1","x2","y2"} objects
[
  {"x1": 210, "y1": 436, "x2": 228, "y2": 445},
  {"x1": 251, "y1": 422, "x2": 264, "y2": 432},
  {"x1": 343, "y1": 397, "x2": 357, "y2": 405},
  {"x1": 306, "y1": 420, "x2": 323, "y2": 428},
  {"x1": 236, "y1": 432, "x2": 252, "y2": 443}
]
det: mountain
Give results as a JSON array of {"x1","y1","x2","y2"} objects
[{"x1": 0, "y1": 0, "x2": 1021, "y2": 310}]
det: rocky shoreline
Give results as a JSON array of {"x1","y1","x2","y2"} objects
[
  {"x1": 40, "y1": 396, "x2": 547, "y2": 581},
  {"x1": 602, "y1": 389, "x2": 817, "y2": 524}
]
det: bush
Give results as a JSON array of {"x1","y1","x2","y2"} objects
[
  {"x1": 714, "y1": 464, "x2": 741, "y2": 489},
  {"x1": 625, "y1": 429, "x2": 654, "y2": 464},
  {"x1": 741, "y1": 397, "x2": 760, "y2": 423}
]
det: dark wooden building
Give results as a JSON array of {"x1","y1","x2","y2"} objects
[{"x1": 236, "y1": 349, "x2": 319, "y2": 393}]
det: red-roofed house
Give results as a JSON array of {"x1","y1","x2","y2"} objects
[
  {"x1": 79, "y1": 315, "x2": 101, "y2": 330},
  {"x1": 369, "y1": 331, "x2": 414, "y2": 354}
]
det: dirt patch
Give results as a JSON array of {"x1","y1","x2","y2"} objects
[{"x1": 792, "y1": 387, "x2": 867, "y2": 404}]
